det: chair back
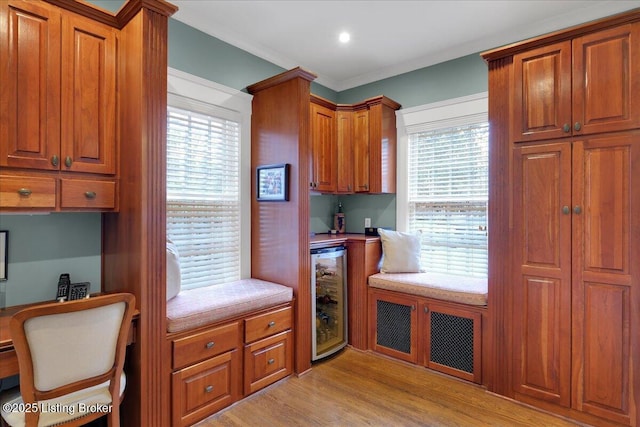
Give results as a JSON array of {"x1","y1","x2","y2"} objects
[{"x1": 9, "y1": 293, "x2": 135, "y2": 424}]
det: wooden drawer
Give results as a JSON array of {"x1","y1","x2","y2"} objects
[
  {"x1": 0, "y1": 175, "x2": 56, "y2": 208},
  {"x1": 244, "y1": 306, "x2": 292, "y2": 343},
  {"x1": 243, "y1": 330, "x2": 292, "y2": 395},
  {"x1": 172, "y1": 322, "x2": 240, "y2": 370},
  {"x1": 172, "y1": 349, "x2": 241, "y2": 427},
  {"x1": 60, "y1": 178, "x2": 116, "y2": 209}
]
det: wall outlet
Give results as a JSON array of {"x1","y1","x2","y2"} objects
[{"x1": 364, "y1": 218, "x2": 371, "y2": 228}]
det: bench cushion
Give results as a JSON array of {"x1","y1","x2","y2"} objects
[
  {"x1": 167, "y1": 278, "x2": 293, "y2": 333},
  {"x1": 368, "y1": 272, "x2": 487, "y2": 306}
]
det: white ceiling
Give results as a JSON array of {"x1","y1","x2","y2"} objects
[{"x1": 172, "y1": 1, "x2": 639, "y2": 92}]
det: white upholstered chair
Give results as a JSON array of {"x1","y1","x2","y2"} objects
[{"x1": 0, "y1": 293, "x2": 135, "y2": 427}]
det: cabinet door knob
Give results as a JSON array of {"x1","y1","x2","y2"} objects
[
  {"x1": 573, "y1": 205, "x2": 582, "y2": 215},
  {"x1": 424, "y1": 307, "x2": 429, "y2": 313},
  {"x1": 268, "y1": 321, "x2": 276, "y2": 328},
  {"x1": 85, "y1": 191, "x2": 97, "y2": 199},
  {"x1": 64, "y1": 156, "x2": 73, "y2": 167},
  {"x1": 562, "y1": 205, "x2": 570, "y2": 215},
  {"x1": 562, "y1": 123, "x2": 570, "y2": 133},
  {"x1": 268, "y1": 358, "x2": 275, "y2": 365},
  {"x1": 17, "y1": 188, "x2": 32, "y2": 197},
  {"x1": 574, "y1": 122, "x2": 582, "y2": 131},
  {"x1": 205, "y1": 385, "x2": 214, "y2": 393},
  {"x1": 205, "y1": 341, "x2": 215, "y2": 349},
  {"x1": 51, "y1": 155, "x2": 59, "y2": 166}
]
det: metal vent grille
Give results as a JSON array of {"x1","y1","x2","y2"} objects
[
  {"x1": 376, "y1": 300, "x2": 412, "y2": 354},
  {"x1": 430, "y1": 311, "x2": 474, "y2": 373}
]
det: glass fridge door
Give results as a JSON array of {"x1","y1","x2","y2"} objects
[{"x1": 312, "y1": 246, "x2": 347, "y2": 360}]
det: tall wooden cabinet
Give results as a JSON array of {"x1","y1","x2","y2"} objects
[{"x1": 484, "y1": 10, "x2": 640, "y2": 427}]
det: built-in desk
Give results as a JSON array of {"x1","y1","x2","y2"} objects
[
  {"x1": 310, "y1": 233, "x2": 381, "y2": 350},
  {"x1": 0, "y1": 297, "x2": 139, "y2": 378}
]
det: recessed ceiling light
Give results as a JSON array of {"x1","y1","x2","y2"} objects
[{"x1": 339, "y1": 32, "x2": 350, "y2": 44}]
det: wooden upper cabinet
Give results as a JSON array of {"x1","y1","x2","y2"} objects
[
  {"x1": 572, "y1": 23, "x2": 640, "y2": 136},
  {"x1": 367, "y1": 97, "x2": 399, "y2": 194},
  {"x1": 60, "y1": 13, "x2": 117, "y2": 174},
  {"x1": 353, "y1": 108, "x2": 370, "y2": 192},
  {"x1": 309, "y1": 100, "x2": 337, "y2": 193},
  {"x1": 512, "y1": 22, "x2": 640, "y2": 143},
  {"x1": 512, "y1": 42, "x2": 572, "y2": 142},
  {"x1": 336, "y1": 109, "x2": 354, "y2": 193},
  {"x1": 0, "y1": 0, "x2": 61, "y2": 170},
  {"x1": 0, "y1": 0, "x2": 117, "y2": 175}
]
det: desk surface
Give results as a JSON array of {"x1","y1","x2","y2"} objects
[{"x1": 1, "y1": 297, "x2": 139, "y2": 351}]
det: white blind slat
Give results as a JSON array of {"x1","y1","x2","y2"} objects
[
  {"x1": 167, "y1": 106, "x2": 241, "y2": 290},
  {"x1": 408, "y1": 122, "x2": 488, "y2": 278}
]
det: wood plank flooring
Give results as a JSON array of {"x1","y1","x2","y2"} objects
[{"x1": 197, "y1": 348, "x2": 582, "y2": 426}]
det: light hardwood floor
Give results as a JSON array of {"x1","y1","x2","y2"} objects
[{"x1": 197, "y1": 348, "x2": 582, "y2": 426}]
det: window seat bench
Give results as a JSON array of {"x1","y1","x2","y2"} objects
[
  {"x1": 368, "y1": 272, "x2": 487, "y2": 306},
  {"x1": 367, "y1": 272, "x2": 487, "y2": 384},
  {"x1": 166, "y1": 278, "x2": 293, "y2": 426}
]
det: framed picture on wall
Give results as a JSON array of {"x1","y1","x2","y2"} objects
[
  {"x1": 0, "y1": 230, "x2": 7, "y2": 281},
  {"x1": 256, "y1": 163, "x2": 290, "y2": 201}
]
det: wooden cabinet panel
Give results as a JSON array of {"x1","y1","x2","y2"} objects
[
  {"x1": 336, "y1": 110, "x2": 354, "y2": 193},
  {"x1": 353, "y1": 109, "x2": 370, "y2": 192},
  {"x1": 171, "y1": 349, "x2": 241, "y2": 427},
  {"x1": 572, "y1": 23, "x2": 640, "y2": 136},
  {"x1": 368, "y1": 289, "x2": 418, "y2": 363},
  {"x1": 59, "y1": 178, "x2": 116, "y2": 209},
  {"x1": 243, "y1": 330, "x2": 292, "y2": 395},
  {"x1": 172, "y1": 322, "x2": 240, "y2": 370},
  {"x1": 244, "y1": 306, "x2": 292, "y2": 343},
  {"x1": 309, "y1": 102, "x2": 336, "y2": 192},
  {"x1": 61, "y1": 13, "x2": 117, "y2": 174},
  {"x1": 0, "y1": 175, "x2": 56, "y2": 208},
  {"x1": 512, "y1": 143, "x2": 572, "y2": 406},
  {"x1": 571, "y1": 134, "x2": 638, "y2": 425},
  {"x1": 512, "y1": 42, "x2": 572, "y2": 142},
  {"x1": 0, "y1": 0, "x2": 61, "y2": 170}
]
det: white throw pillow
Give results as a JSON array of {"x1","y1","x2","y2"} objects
[
  {"x1": 166, "y1": 239, "x2": 181, "y2": 301},
  {"x1": 378, "y1": 228, "x2": 422, "y2": 273}
]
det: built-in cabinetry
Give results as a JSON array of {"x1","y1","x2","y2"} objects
[
  {"x1": 368, "y1": 289, "x2": 483, "y2": 384},
  {"x1": 170, "y1": 304, "x2": 293, "y2": 426},
  {"x1": 0, "y1": 0, "x2": 118, "y2": 211},
  {"x1": 484, "y1": 10, "x2": 639, "y2": 427},
  {"x1": 309, "y1": 94, "x2": 400, "y2": 195}
]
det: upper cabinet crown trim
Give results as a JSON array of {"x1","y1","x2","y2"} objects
[
  {"x1": 44, "y1": 0, "x2": 177, "y2": 28},
  {"x1": 481, "y1": 7, "x2": 640, "y2": 61},
  {"x1": 247, "y1": 67, "x2": 317, "y2": 94}
]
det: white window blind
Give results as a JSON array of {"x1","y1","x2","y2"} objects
[
  {"x1": 167, "y1": 105, "x2": 241, "y2": 290},
  {"x1": 408, "y1": 122, "x2": 488, "y2": 278}
]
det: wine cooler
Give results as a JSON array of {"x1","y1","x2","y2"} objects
[{"x1": 311, "y1": 245, "x2": 348, "y2": 360}]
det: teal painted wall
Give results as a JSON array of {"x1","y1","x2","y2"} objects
[
  {"x1": 0, "y1": 214, "x2": 102, "y2": 308},
  {"x1": 5, "y1": 2, "x2": 487, "y2": 306}
]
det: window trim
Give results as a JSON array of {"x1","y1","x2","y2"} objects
[
  {"x1": 396, "y1": 92, "x2": 488, "y2": 233},
  {"x1": 167, "y1": 67, "x2": 253, "y2": 280}
]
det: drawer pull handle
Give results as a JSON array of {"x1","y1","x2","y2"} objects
[
  {"x1": 17, "y1": 188, "x2": 32, "y2": 197},
  {"x1": 268, "y1": 321, "x2": 276, "y2": 328},
  {"x1": 205, "y1": 341, "x2": 215, "y2": 349},
  {"x1": 85, "y1": 191, "x2": 97, "y2": 199},
  {"x1": 205, "y1": 385, "x2": 214, "y2": 393},
  {"x1": 268, "y1": 358, "x2": 275, "y2": 365}
]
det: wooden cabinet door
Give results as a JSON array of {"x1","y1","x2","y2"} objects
[
  {"x1": 512, "y1": 41, "x2": 572, "y2": 143},
  {"x1": 0, "y1": 0, "x2": 61, "y2": 170},
  {"x1": 571, "y1": 133, "x2": 638, "y2": 425},
  {"x1": 336, "y1": 110, "x2": 354, "y2": 193},
  {"x1": 512, "y1": 142, "x2": 572, "y2": 407},
  {"x1": 368, "y1": 289, "x2": 418, "y2": 363},
  {"x1": 353, "y1": 109, "x2": 370, "y2": 192},
  {"x1": 572, "y1": 23, "x2": 640, "y2": 136},
  {"x1": 309, "y1": 102, "x2": 336, "y2": 192},
  {"x1": 60, "y1": 13, "x2": 116, "y2": 174}
]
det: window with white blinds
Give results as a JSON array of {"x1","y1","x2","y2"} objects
[
  {"x1": 167, "y1": 105, "x2": 241, "y2": 290},
  {"x1": 408, "y1": 122, "x2": 488, "y2": 278}
]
